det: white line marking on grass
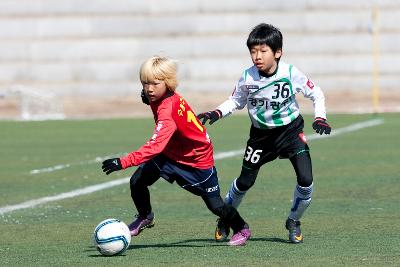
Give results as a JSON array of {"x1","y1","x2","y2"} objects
[
  {"x1": 30, "y1": 154, "x2": 124, "y2": 175},
  {"x1": 214, "y1": 118, "x2": 384, "y2": 158},
  {"x1": 309, "y1": 118, "x2": 384, "y2": 140},
  {"x1": 0, "y1": 178, "x2": 130, "y2": 215},
  {"x1": 1, "y1": 118, "x2": 384, "y2": 215},
  {"x1": 30, "y1": 164, "x2": 71, "y2": 174},
  {"x1": 30, "y1": 118, "x2": 384, "y2": 175}
]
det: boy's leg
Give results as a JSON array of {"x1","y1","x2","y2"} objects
[
  {"x1": 215, "y1": 167, "x2": 259, "y2": 241},
  {"x1": 224, "y1": 124, "x2": 278, "y2": 210},
  {"x1": 286, "y1": 151, "x2": 314, "y2": 243},
  {"x1": 168, "y1": 163, "x2": 251, "y2": 245},
  {"x1": 202, "y1": 195, "x2": 251, "y2": 246},
  {"x1": 128, "y1": 160, "x2": 161, "y2": 236},
  {"x1": 225, "y1": 167, "x2": 259, "y2": 208}
]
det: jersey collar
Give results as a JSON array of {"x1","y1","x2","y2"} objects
[{"x1": 258, "y1": 64, "x2": 279, "y2": 79}]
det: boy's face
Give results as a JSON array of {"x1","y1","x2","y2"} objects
[
  {"x1": 142, "y1": 79, "x2": 168, "y2": 102},
  {"x1": 250, "y1": 44, "x2": 282, "y2": 74}
]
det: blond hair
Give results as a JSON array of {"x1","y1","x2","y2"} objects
[{"x1": 140, "y1": 56, "x2": 178, "y2": 91}]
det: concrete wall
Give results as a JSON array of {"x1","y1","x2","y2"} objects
[{"x1": 0, "y1": 0, "x2": 399, "y2": 98}]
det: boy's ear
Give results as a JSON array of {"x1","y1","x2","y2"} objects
[{"x1": 275, "y1": 49, "x2": 282, "y2": 59}]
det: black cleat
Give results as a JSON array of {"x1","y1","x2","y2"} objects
[
  {"x1": 215, "y1": 218, "x2": 230, "y2": 242},
  {"x1": 285, "y1": 218, "x2": 303, "y2": 244}
]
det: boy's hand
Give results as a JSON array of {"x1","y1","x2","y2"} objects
[
  {"x1": 197, "y1": 110, "x2": 222, "y2": 125},
  {"x1": 312, "y1": 117, "x2": 331, "y2": 135},
  {"x1": 141, "y1": 89, "x2": 150, "y2": 105},
  {"x1": 102, "y1": 158, "x2": 123, "y2": 175}
]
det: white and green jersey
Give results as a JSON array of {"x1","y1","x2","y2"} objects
[{"x1": 217, "y1": 61, "x2": 327, "y2": 129}]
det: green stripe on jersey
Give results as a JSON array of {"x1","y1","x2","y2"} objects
[
  {"x1": 255, "y1": 106, "x2": 268, "y2": 129},
  {"x1": 287, "y1": 106, "x2": 296, "y2": 122},
  {"x1": 244, "y1": 69, "x2": 249, "y2": 81},
  {"x1": 272, "y1": 111, "x2": 283, "y2": 126}
]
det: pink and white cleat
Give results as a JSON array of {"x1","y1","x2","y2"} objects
[
  {"x1": 228, "y1": 225, "x2": 251, "y2": 246},
  {"x1": 128, "y1": 212, "x2": 155, "y2": 236}
]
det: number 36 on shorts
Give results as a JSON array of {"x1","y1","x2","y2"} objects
[{"x1": 244, "y1": 146, "x2": 262, "y2": 164}]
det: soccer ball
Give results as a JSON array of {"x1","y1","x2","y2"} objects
[{"x1": 93, "y1": 218, "x2": 131, "y2": 256}]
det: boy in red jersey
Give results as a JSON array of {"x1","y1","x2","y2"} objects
[{"x1": 101, "y1": 56, "x2": 251, "y2": 246}]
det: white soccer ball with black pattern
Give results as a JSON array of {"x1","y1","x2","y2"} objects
[{"x1": 93, "y1": 218, "x2": 131, "y2": 256}]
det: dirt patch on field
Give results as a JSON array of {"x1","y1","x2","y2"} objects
[{"x1": 1, "y1": 90, "x2": 399, "y2": 120}]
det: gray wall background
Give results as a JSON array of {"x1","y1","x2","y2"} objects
[{"x1": 0, "y1": 0, "x2": 399, "y2": 117}]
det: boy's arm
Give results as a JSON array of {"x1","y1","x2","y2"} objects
[
  {"x1": 292, "y1": 66, "x2": 331, "y2": 135},
  {"x1": 119, "y1": 117, "x2": 176, "y2": 168},
  {"x1": 198, "y1": 76, "x2": 248, "y2": 125},
  {"x1": 141, "y1": 89, "x2": 150, "y2": 105},
  {"x1": 120, "y1": 105, "x2": 177, "y2": 168},
  {"x1": 293, "y1": 66, "x2": 326, "y2": 119},
  {"x1": 218, "y1": 76, "x2": 249, "y2": 117},
  {"x1": 102, "y1": 104, "x2": 177, "y2": 175}
]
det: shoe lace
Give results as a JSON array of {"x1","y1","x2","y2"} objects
[
  {"x1": 134, "y1": 213, "x2": 154, "y2": 221},
  {"x1": 287, "y1": 219, "x2": 301, "y2": 230},
  {"x1": 133, "y1": 214, "x2": 146, "y2": 221},
  {"x1": 237, "y1": 229, "x2": 250, "y2": 238}
]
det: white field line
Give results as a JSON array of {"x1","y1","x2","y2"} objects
[
  {"x1": 29, "y1": 118, "x2": 384, "y2": 175},
  {"x1": 214, "y1": 118, "x2": 384, "y2": 159},
  {"x1": 0, "y1": 118, "x2": 384, "y2": 215},
  {"x1": 0, "y1": 178, "x2": 130, "y2": 216},
  {"x1": 30, "y1": 153, "x2": 124, "y2": 175}
]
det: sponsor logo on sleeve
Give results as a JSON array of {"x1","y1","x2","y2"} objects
[
  {"x1": 246, "y1": 85, "x2": 259, "y2": 92},
  {"x1": 306, "y1": 79, "x2": 314, "y2": 89},
  {"x1": 149, "y1": 121, "x2": 163, "y2": 142},
  {"x1": 231, "y1": 86, "x2": 236, "y2": 96}
]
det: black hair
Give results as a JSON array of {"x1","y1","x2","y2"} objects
[{"x1": 246, "y1": 23, "x2": 283, "y2": 53}]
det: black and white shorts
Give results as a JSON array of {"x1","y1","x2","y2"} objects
[{"x1": 242, "y1": 115, "x2": 309, "y2": 170}]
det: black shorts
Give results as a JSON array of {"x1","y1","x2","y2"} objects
[
  {"x1": 242, "y1": 115, "x2": 309, "y2": 170},
  {"x1": 140, "y1": 154, "x2": 221, "y2": 197}
]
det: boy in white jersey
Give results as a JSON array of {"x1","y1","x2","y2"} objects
[{"x1": 198, "y1": 23, "x2": 331, "y2": 244}]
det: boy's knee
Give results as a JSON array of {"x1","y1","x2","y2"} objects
[
  {"x1": 298, "y1": 175, "x2": 313, "y2": 187},
  {"x1": 213, "y1": 204, "x2": 237, "y2": 220},
  {"x1": 130, "y1": 168, "x2": 143, "y2": 188},
  {"x1": 236, "y1": 168, "x2": 259, "y2": 191},
  {"x1": 291, "y1": 152, "x2": 313, "y2": 187},
  {"x1": 203, "y1": 196, "x2": 235, "y2": 218}
]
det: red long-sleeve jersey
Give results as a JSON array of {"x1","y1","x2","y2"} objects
[{"x1": 120, "y1": 92, "x2": 214, "y2": 169}]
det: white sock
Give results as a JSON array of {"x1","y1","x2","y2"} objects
[
  {"x1": 224, "y1": 179, "x2": 246, "y2": 209},
  {"x1": 288, "y1": 183, "x2": 313, "y2": 221}
]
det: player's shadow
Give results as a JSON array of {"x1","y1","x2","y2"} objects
[
  {"x1": 85, "y1": 246, "x2": 129, "y2": 257},
  {"x1": 127, "y1": 236, "x2": 288, "y2": 249},
  {"x1": 86, "y1": 236, "x2": 289, "y2": 256},
  {"x1": 250, "y1": 237, "x2": 289, "y2": 243},
  {"x1": 88, "y1": 254, "x2": 128, "y2": 257},
  {"x1": 128, "y1": 238, "x2": 224, "y2": 249}
]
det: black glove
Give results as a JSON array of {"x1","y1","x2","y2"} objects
[
  {"x1": 312, "y1": 117, "x2": 331, "y2": 135},
  {"x1": 102, "y1": 158, "x2": 123, "y2": 175},
  {"x1": 197, "y1": 110, "x2": 222, "y2": 125},
  {"x1": 141, "y1": 89, "x2": 150, "y2": 105}
]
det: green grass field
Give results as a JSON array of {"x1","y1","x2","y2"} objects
[{"x1": 1, "y1": 113, "x2": 399, "y2": 266}]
